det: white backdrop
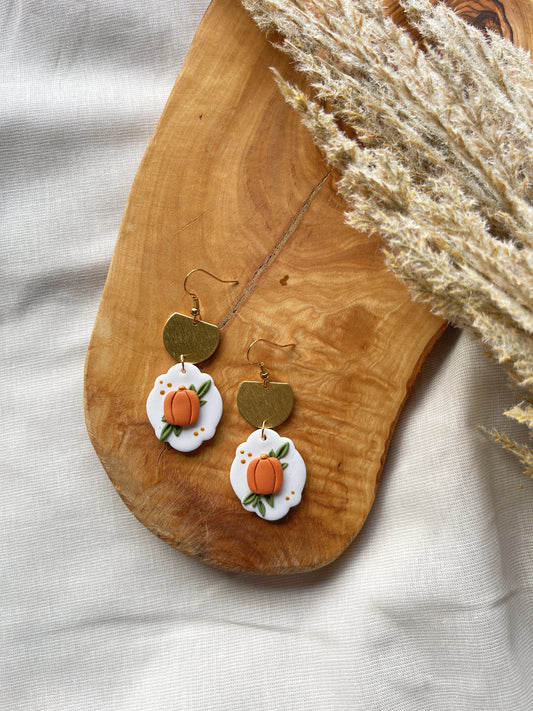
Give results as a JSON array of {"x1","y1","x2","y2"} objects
[{"x1": 1, "y1": 1, "x2": 532, "y2": 709}]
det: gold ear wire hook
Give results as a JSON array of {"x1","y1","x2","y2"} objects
[
  {"x1": 246, "y1": 339, "x2": 295, "y2": 388},
  {"x1": 183, "y1": 268, "x2": 239, "y2": 323}
]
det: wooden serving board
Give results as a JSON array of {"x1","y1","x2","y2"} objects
[{"x1": 85, "y1": 0, "x2": 529, "y2": 574}]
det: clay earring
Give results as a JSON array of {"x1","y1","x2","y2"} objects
[
  {"x1": 146, "y1": 268, "x2": 238, "y2": 452},
  {"x1": 230, "y1": 339, "x2": 306, "y2": 520}
]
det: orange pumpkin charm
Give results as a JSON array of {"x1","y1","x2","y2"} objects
[
  {"x1": 164, "y1": 386, "x2": 200, "y2": 426},
  {"x1": 247, "y1": 453, "x2": 284, "y2": 495}
]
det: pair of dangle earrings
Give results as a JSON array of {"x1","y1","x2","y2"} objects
[{"x1": 146, "y1": 268, "x2": 306, "y2": 521}]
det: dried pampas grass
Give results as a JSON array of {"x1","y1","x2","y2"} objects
[{"x1": 242, "y1": 0, "x2": 533, "y2": 476}]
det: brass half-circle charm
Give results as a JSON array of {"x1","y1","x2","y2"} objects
[
  {"x1": 163, "y1": 313, "x2": 220, "y2": 363},
  {"x1": 237, "y1": 381, "x2": 294, "y2": 429}
]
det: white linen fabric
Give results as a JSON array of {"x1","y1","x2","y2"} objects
[{"x1": 1, "y1": 1, "x2": 532, "y2": 709}]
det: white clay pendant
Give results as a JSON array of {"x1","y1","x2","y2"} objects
[
  {"x1": 230, "y1": 428, "x2": 306, "y2": 521},
  {"x1": 146, "y1": 362, "x2": 222, "y2": 452}
]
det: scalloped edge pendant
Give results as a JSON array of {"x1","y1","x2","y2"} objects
[
  {"x1": 230, "y1": 428, "x2": 306, "y2": 520},
  {"x1": 146, "y1": 362, "x2": 222, "y2": 452}
]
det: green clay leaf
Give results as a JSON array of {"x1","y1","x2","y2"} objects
[
  {"x1": 173, "y1": 426, "x2": 182, "y2": 437},
  {"x1": 199, "y1": 400, "x2": 207, "y2": 406},
  {"x1": 161, "y1": 415, "x2": 167, "y2": 422},
  {"x1": 159, "y1": 423, "x2": 173, "y2": 441},
  {"x1": 257, "y1": 500, "x2": 266, "y2": 517},
  {"x1": 275, "y1": 442, "x2": 289, "y2": 459},
  {"x1": 197, "y1": 380, "x2": 211, "y2": 398},
  {"x1": 268, "y1": 449, "x2": 276, "y2": 458},
  {"x1": 242, "y1": 492, "x2": 256, "y2": 505},
  {"x1": 281, "y1": 462, "x2": 288, "y2": 470},
  {"x1": 265, "y1": 494, "x2": 274, "y2": 508},
  {"x1": 189, "y1": 383, "x2": 197, "y2": 392}
]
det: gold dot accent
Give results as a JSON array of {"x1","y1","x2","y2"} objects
[
  {"x1": 159, "y1": 390, "x2": 165, "y2": 395},
  {"x1": 159, "y1": 380, "x2": 163, "y2": 384},
  {"x1": 248, "y1": 453, "x2": 253, "y2": 457},
  {"x1": 285, "y1": 496, "x2": 290, "y2": 501},
  {"x1": 200, "y1": 427, "x2": 205, "y2": 432},
  {"x1": 241, "y1": 459, "x2": 246, "y2": 464},
  {"x1": 239, "y1": 450, "x2": 245, "y2": 454},
  {"x1": 291, "y1": 491, "x2": 295, "y2": 495},
  {"x1": 194, "y1": 431, "x2": 199, "y2": 436},
  {"x1": 167, "y1": 383, "x2": 172, "y2": 387}
]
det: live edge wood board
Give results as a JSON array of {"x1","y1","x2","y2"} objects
[{"x1": 84, "y1": 0, "x2": 531, "y2": 574}]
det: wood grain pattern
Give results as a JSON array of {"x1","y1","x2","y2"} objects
[
  {"x1": 84, "y1": 0, "x2": 531, "y2": 574},
  {"x1": 387, "y1": 0, "x2": 532, "y2": 43}
]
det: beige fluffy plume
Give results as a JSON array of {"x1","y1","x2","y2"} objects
[{"x1": 242, "y1": 0, "x2": 533, "y2": 474}]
